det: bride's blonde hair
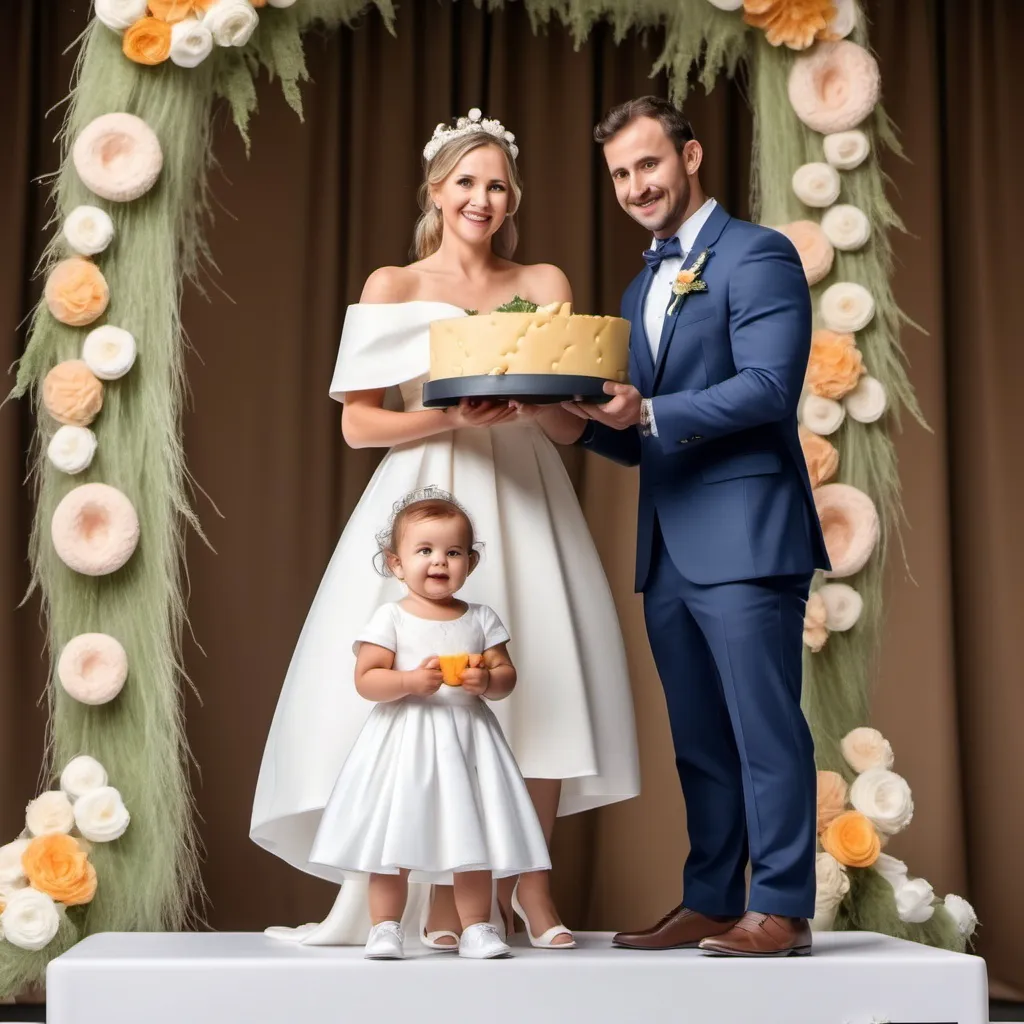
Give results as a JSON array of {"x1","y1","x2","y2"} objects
[{"x1": 413, "y1": 134, "x2": 523, "y2": 261}]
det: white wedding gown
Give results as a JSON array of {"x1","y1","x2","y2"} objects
[{"x1": 250, "y1": 301, "x2": 640, "y2": 947}]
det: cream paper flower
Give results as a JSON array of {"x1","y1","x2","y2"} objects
[
  {"x1": 82, "y1": 325, "x2": 137, "y2": 380},
  {"x1": 62, "y1": 206, "x2": 115, "y2": 256},
  {"x1": 799, "y1": 392, "x2": 845, "y2": 435},
  {"x1": 60, "y1": 756, "x2": 109, "y2": 802},
  {"x1": 170, "y1": 17, "x2": 214, "y2": 67},
  {"x1": 0, "y1": 887, "x2": 62, "y2": 951},
  {"x1": 0, "y1": 839, "x2": 31, "y2": 889},
  {"x1": 25, "y1": 791, "x2": 75, "y2": 837},
  {"x1": 46, "y1": 425, "x2": 98, "y2": 475},
  {"x1": 58, "y1": 633, "x2": 129, "y2": 705},
  {"x1": 823, "y1": 130, "x2": 870, "y2": 169},
  {"x1": 74, "y1": 786, "x2": 130, "y2": 842},
  {"x1": 203, "y1": 0, "x2": 260, "y2": 46},
  {"x1": 811, "y1": 851, "x2": 850, "y2": 932},
  {"x1": 843, "y1": 375, "x2": 888, "y2": 423},
  {"x1": 815, "y1": 482, "x2": 880, "y2": 577},
  {"x1": 94, "y1": 0, "x2": 149, "y2": 31},
  {"x1": 849, "y1": 767, "x2": 914, "y2": 835},
  {"x1": 817, "y1": 582, "x2": 863, "y2": 630},
  {"x1": 841, "y1": 726, "x2": 894, "y2": 773},
  {"x1": 895, "y1": 877, "x2": 936, "y2": 924},
  {"x1": 51, "y1": 483, "x2": 140, "y2": 577},
  {"x1": 73, "y1": 113, "x2": 163, "y2": 203},
  {"x1": 792, "y1": 162, "x2": 841, "y2": 208},
  {"x1": 803, "y1": 591, "x2": 829, "y2": 652},
  {"x1": 943, "y1": 894, "x2": 978, "y2": 937},
  {"x1": 825, "y1": 0, "x2": 858, "y2": 39},
  {"x1": 873, "y1": 851, "x2": 908, "y2": 887},
  {"x1": 821, "y1": 281, "x2": 875, "y2": 332},
  {"x1": 788, "y1": 41, "x2": 881, "y2": 134},
  {"x1": 705, "y1": 0, "x2": 744, "y2": 8},
  {"x1": 821, "y1": 204, "x2": 871, "y2": 251}
]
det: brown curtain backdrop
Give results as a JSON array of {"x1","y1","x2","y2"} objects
[{"x1": 2, "y1": 0, "x2": 1021, "y2": 995}]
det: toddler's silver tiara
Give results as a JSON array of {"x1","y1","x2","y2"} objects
[
  {"x1": 423, "y1": 108, "x2": 519, "y2": 163},
  {"x1": 374, "y1": 486, "x2": 475, "y2": 552}
]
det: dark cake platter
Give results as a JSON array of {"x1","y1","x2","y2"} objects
[{"x1": 421, "y1": 373, "x2": 614, "y2": 408}]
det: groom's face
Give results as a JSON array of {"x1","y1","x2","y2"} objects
[{"x1": 603, "y1": 116, "x2": 695, "y2": 239}]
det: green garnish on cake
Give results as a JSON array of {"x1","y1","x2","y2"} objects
[{"x1": 464, "y1": 295, "x2": 540, "y2": 316}]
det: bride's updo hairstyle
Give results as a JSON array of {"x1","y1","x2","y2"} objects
[{"x1": 413, "y1": 109, "x2": 523, "y2": 261}]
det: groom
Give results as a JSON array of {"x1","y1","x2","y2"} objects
[{"x1": 566, "y1": 97, "x2": 831, "y2": 956}]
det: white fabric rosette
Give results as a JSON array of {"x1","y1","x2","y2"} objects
[
  {"x1": 843, "y1": 375, "x2": 888, "y2": 422},
  {"x1": 816, "y1": 582, "x2": 863, "y2": 631},
  {"x1": 788, "y1": 41, "x2": 880, "y2": 134},
  {"x1": 811, "y1": 851, "x2": 850, "y2": 931},
  {"x1": 82, "y1": 325, "x2": 137, "y2": 380},
  {"x1": 895, "y1": 877, "x2": 936, "y2": 924},
  {"x1": 58, "y1": 633, "x2": 129, "y2": 705},
  {"x1": 47, "y1": 425, "x2": 98, "y2": 475},
  {"x1": 25, "y1": 791, "x2": 75, "y2": 837},
  {"x1": 267, "y1": 0, "x2": 300, "y2": 6},
  {"x1": 841, "y1": 726, "x2": 894, "y2": 773},
  {"x1": 821, "y1": 281, "x2": 875, "y2": 332},
  {"x1": 93, "y1": 0, "x2": 148, "y2": 31},
  {"x1": 0, "y1": 887, "x2": 62, "y2": 951},
  {"x1": 799, "y1": 392, "x2": 846, "y2": 435},
  {"x1": 170, "y1": 18, "x2": 214, "y2": 68},
  {"x1": 73, "y1": 113, "x2": 163, "y2": 203},
  {"x1": 203, "y1": 0, "x2": 260, "y2": 46},
  {"x1": 821, "y1": 204, "x2": 871, "y2": 251},
  {"x1": 792, "y1": 162, "x2": 841, "y2": 208},
  {"x1": 60, "y1": 755, "x2": 109, "y2": 802},
  {"x1": 873, "y1": 851, "x2": 908, "y2": 887},
  {"x1": 704, "y1": 0, "x2": 743, "y2": 8},
  {"x1": 824, "y1": 130, "x2": 871, "y2": 170},
  {"x1": 74, "y1": 786, "x2": 130, "y2": 842},
  {"x1": 849, "y1": 767, "x2": 914, "y2": 835},
  {"x1": 0, "y1": 838, "x2": 30, "y2": 890},
  {"x1": 943, "y1": 894, "x2": 978, "y2": 937},
  {"x1": 62, "y1": 205, "x2": 114, "y2": 256},
  {"x1": 826, "y1": 0, "x2": 859, "y2": 40}
]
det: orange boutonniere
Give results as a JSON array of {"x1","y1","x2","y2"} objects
[{"x1": 668, "y1": 248, "x2": 711, "y2": 315}]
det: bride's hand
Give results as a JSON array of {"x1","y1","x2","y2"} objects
[
  {"x1": 508, "y1": 400, "x2": 542, "y2": 419},
  {"x1": 447, "y1": 398, "x2": 519, "y2": 429}
]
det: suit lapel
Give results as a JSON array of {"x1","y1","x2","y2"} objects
[
  {"x1": 632, "y1": 270, "x2": 655, "y2": 393},
  {"x1": 652, "y1": 203, "x2": 731, "y2": 390}
]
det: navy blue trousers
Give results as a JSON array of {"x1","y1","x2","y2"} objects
[{"x1": 643, "y1": 519, "x2": 817, "y2": 919}]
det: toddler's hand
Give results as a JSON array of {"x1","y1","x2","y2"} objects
[
  {"x1": 460, "y1": 665, "x2": 490, "y2": 695},
  {"x1": 404, "y1": 656, "x2": 443, "y2": 696}
]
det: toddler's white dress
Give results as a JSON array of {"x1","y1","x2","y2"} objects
[{"x1": 308, "y1": 602, "x2": 550, "y2": 882}]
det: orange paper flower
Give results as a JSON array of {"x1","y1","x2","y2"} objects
[
  {"x1": 805, "y1": 329, "x2": 864, "y2": 400},
  {"x1": 21, "y1": 833, "x2": 97, "y2": 906},
  {"x1": 43, "y1": 360, "x2": 105, "y2": 428},
  {"x1": 799, "y1": 425, "x2": 839, "y2": 488},
  {"x1": 743, "y1": 0, "x2": 836, "y2": 50},
  {"x1": 816, "y1": 769, "x2": 848, "y2": 833},
  {"x1": 820, "y1": 809, "x2": 880, "y2": 868},
  {"x1": 123, "y1": 17, "x2": 172, "y2": 64},
  {"x1": 44, "y1": 258, "x2": 109, "y2": 328}
]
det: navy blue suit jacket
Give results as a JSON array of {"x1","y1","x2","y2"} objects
[{"x1": 580, "y1": 204, "x2": 831, "y2": 591}]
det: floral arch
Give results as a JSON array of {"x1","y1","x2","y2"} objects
[{"x1": 0, "y1": 0, "x2": 975, "y2": 995}]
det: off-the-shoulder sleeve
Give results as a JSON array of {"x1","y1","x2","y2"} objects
[
  {"x1": 352, "y1": 603, "x2": 399, "y2": 656},
  {"x1": 329, "y1": 302, "x2": 465, "y2": 403},
  {"x1": 475, "y1": 604, "x2": 511, "y2": 651}
]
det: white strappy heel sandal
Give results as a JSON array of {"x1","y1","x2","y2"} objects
[{"x1": 511, "y1": 881, "x2": 576, "y2": 949}]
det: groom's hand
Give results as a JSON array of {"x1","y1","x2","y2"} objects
[{"x1": 562, "y1": 382, "x2": 642, "y2": 430}]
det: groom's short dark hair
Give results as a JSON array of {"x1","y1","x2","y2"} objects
[{"x1": 594, "y1": 96, "x2": 695, "y2": 153}]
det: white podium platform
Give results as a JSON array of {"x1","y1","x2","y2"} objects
[{"x1": 46, "y1": 929, "x2": 988, "y2": 1024}]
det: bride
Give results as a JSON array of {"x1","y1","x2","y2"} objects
[{"x1": 250, "y1": 109, "x2": 639, "y2": 950}]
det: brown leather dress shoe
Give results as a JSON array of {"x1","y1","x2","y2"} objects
[
  {"x1": 612, "y1": 905, "x2": 740, "y2": 950},
  {"x1": 697, "y1": 912, "x2": 812, "y2": 956}
]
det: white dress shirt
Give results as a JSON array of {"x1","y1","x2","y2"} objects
[{"x1": 643, "y1": 197, "x2": 717, "y2": 363}]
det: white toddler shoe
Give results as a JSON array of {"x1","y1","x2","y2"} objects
[
  {"x1": 365, "y1": 921, "x2": 405, "y2": 959},
  {"x1": 458, "y1": 922, "x2": 511, "y2": 959}
]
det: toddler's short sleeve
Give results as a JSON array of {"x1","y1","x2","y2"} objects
[
  {"x1": 476, "y1": 604, "x2": 511, "y2": 651},
  {"x1": 353, "y1": 604, "x2": 399, "y2": 657}
]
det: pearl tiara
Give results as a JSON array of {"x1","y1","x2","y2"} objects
[{"x1": 423, "y1": 108, "x2": 518, "y2": 163}]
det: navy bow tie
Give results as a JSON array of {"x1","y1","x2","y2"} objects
[{"x1": 642, "y1": 235, "x2": 684, "y2": 271}]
